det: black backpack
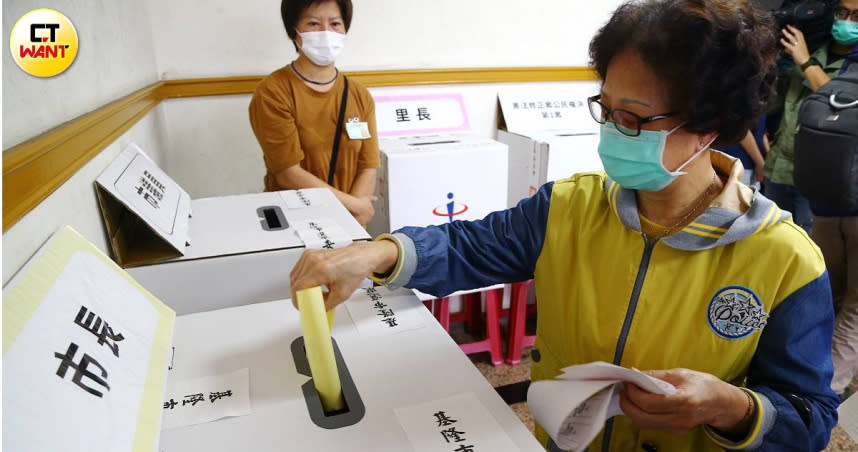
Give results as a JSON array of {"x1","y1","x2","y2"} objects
[{"x1": 794, "y1": 62, "x2": 858, "y2": 215}]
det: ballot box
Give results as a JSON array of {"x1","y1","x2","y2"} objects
[
  {"x1": 94, "y1": 143, "x2": 370, "y2": 315},
  {"x1": 158, "y1": 287, "x2": 543, "y2": 451},
  {"x1": 2, "y1": 227, "x2": 176, "y2": 452},
  {"x1": 2, "y1": 227, "x2": 542, "y2": 452},
  {"x1": 365, "y1": 92, "x2": 508, "y2": 238},
  {"x1": 497, "y1": 83, "x2": 604, "y2": 207}
]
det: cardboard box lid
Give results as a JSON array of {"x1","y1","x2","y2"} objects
[
  {"x1": 497, "y1": 82, "x2": 601, "y2": 135},
  {"x1": 95, "y1": 143, "x2": 192, "y2": 267},
  {"x1": 2, "y1": 226, "x2": 175, "y2": 452},
  {"x1": 380, "y1": 132, "x2": 507, "y2": 155},
  {"x1": 170, "y1": 188, "x2": 368, "y2": 261},
  {"x1": 373, "y1": 92, "x2": 472, "y2": 137}
]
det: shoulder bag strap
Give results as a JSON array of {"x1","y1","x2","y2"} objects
[{"x1": 328, "y1": 76, "x2": 349, "y2": 186}]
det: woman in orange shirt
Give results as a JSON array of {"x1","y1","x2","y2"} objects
[{"x1": 249, "y1": 0, "x2": 379, "y2": 227}]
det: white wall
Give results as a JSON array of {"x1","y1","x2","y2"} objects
[
  {"x1": 2, "y1": 1, "x2": 160, "y2": 148},
  {"x1": 147, "y1": 0, "x2": 622, "y2": 78},
  {"x1": 159, "y1": 95, "x2": 266, "y2": 198},
  {"x1": 2, "y1": 106, "x2": 168, "y2": 284}
]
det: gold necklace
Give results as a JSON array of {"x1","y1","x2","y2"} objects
[{"x1": 657, "y1": 172, "x2": 719, "y2": 238}]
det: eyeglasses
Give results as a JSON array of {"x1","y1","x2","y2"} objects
[
  {"x1": 835, "y1": 7, "x2": 858, "y2": 22},
  {"x1": 587, "y1": 94, "x2": 678, "y2": 137}
]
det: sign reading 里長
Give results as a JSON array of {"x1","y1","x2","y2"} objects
[
  {"x1": 374, "y1": 93, "x2": 471, "y2": 137},
  {"x1": 2, "y1": 226, "x2": 175, "y2": 452}
]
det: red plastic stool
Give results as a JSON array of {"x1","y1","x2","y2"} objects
[
  {"x1": 431, "y1": 288, "x2": 504, "y2": 366},
  {"x1": 506, "y1": 280, "x2": 536, "y2": 365}
]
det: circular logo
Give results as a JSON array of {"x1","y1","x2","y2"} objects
[
  {"x1": 707, "y1": 286, "x2": 768, "y2": 340},
  {"x1": 9, "y1": 9, "x2": 79, "y2": 78}
]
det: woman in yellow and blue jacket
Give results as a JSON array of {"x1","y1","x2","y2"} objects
[{"x1": 290, "y1": 0, "x2": 839, "y2": 450}]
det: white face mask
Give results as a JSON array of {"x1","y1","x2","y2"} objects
[{"x1": 298, "y1": 30, "x2": 345, "y2": 66}]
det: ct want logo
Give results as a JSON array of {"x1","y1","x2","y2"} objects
[
  {"x1": 9, "y1": 9, "x2": 79, "y2": 77},
  {"x1": 432, "y1": 192, "x2": 469, "y2": 223},
  {"x1": 707, "y1": 286, "x2": 768, "y2": 340}
]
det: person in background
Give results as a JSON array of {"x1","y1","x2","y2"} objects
[
  {"x1": 249, "y1": 0, "x2": 379, "y2": 227},
  {"x1": 763, "y1": 0, "x2": 858, "y2": 234},
  {"x1": 808, "y1": 0, "x2": 858, "y2": 402},
  {"x1": 290, "y1": 0, "x2": 839, "y2": 450},
  {"x1": 715, "y1": 117, "x2": 768, "y2": 189}
]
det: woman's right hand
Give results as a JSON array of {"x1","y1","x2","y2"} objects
[{"x1": 290, "y1": 239, "x2": 399, "y2": 310}]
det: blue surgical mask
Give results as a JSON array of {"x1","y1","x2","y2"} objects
[
  {"x1": 597, "y1": 122, "x2": 709, "y2": 191},
  {"x1": 832, "y1": 20, "x2": 858, "y2": 45}
]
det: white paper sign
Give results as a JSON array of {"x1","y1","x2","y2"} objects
[
  {"x1": 344, "y1": 287, "x2": 425, "y2": 336},
  {"x1": 280, "y1": 189, "x2": 329, "y2": 209},
  {"x1": 291, "y1": 218, "x2": 352, "y2": 249},
  {"x1": 394, "y1": 392, "x2": 519, "y2": 452},
  {"x1": 499, "y1": 83, "x2": 600, "y2": 134},
  {"x1": 3, "y1": 227, "x2": 173, "y2": 452},
  {"x1": 113, "y1": 150, "x2": 184, "y2": 234},
  {"x1": 374, "y1": 93, "x2": 470, "y2": 137},
  {"x1": 161, "y1": 368, "x2": 251, "y2": 429},
  {"x1": 527, "y1": 362, "x2": 676, "y2": 452}
]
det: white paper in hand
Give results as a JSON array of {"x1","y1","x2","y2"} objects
[{"x1": 528, "y1": 362, "x2": 676, "y2": 451}]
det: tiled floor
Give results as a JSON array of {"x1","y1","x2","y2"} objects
[{"x1": 447, "y1": 320, "x2": 858, "y2": 451}]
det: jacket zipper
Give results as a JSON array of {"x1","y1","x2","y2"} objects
[{"x1": 601, "y1": 235, "x2": 658, "y2": 452}]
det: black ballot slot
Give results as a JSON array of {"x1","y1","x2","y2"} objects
[
  {"x1": 257, "y1": 205, "x2": 288, "y2": 231},
  {"x1": 290, "y1": 337, "x2": 365, "y2": 429}
]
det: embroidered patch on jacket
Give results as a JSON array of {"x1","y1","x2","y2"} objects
[{"x1": 707, "y1": 286, "x2": 768, "y2": 340}]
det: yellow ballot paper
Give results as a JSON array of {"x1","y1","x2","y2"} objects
[
  {"x1": 3, "y1": 226, "x2": 175, "y2": 452},
  {"x1": 297, "y1": 287, "x2": 345, "y2": 412}
]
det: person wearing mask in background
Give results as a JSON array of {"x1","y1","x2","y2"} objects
[
  {"x1": 249, "y1": 0, "x2": 379, "y2": 227},
  {"x1": 808, "y1": 1, "x2": 858, "y2": 402},
  {"x1": 716, "y1": 117, "x2": 768, "y2": 189},
  {"x1": 763, "y1": 0, "x2": 858, "y2": 234},
  {"x1": 289, "y1": 1, "x2": 839, "y2": 450}
]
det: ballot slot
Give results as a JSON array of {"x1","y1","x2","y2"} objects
[
  {"x1": 256, "y1": 205, "x2": 288, "y2": 231},
  {"x1": 407, "y1": 140, "x2": 461, "y2": 146},
  {"x1": 290, "y1": 336, "x2": 366, "y2": 429}
]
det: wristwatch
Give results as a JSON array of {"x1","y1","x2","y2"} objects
[{"x1": 800, "y1": 58, "x2": 819, "y2": 72}]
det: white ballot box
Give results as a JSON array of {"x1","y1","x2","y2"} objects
[
  {"x1": 94, "y1": 144, "x2": 370, "y2": 314},
  {"x1": 3, "y1": 226, "x2": 175, "y2": 452},
  {"x1": 158, "y1": 287, "x2": 543, "y2": 451},
  {"x1": 497, "y1": 83, "x2": 604, "y2": 207},
  {"x1": 366, "y1": 92, "x2": 508, "y2": 237}
]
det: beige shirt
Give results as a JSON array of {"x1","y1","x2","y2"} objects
[{"x1": 249, "y1": 65, "x2": 380, "y2": 192}]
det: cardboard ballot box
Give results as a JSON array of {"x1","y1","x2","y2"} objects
[
  {"x1": 2, "y1": 227, "x2": 540, "y2": 451},
  {"x1": 95, "y1": 144, "x2": 370, "y2": 315},
  {"x1": 158, "y1": 287, "x2": 543, "y2": 451},
  {"x1": 365, "y1": 92, "x2": 508, "y2": 237},
  {"x1": 497, "y1": 83, "x2": 604, "y2": 207},
  {"x1": 3, "y1": 227, "x2": 175, "y2": 452}
]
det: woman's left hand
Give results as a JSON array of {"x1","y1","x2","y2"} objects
[
  {"x1": 619, "y1": 368, "x2": 751, "y2": 435},
  {"x1": 781, "y1": 25, "x2": 811, "y2": 67}
]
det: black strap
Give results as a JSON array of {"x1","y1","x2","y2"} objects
[{"x1": 328, "y1": 76, "x2": 349, "y2": 186}]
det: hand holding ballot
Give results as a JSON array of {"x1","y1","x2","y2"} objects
[
  {"x1": 528, "y1": 362, "x2": 757, "y2": 451},
  {"x1": 290, "y1": 239, "x2": 400, "y2": 310},
  {"x1": 620, "y1": 368, "x2": 756, "y2": 435}
]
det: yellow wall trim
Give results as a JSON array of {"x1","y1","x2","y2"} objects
[{"x1": 2, "y1": 67, "x2": 599, "y2": 231}]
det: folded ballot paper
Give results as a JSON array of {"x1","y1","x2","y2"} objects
[{"x1": 527, "y1": 361, "x2": 677, "y2": 451}]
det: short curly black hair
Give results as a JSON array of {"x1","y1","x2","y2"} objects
[
  {"x1": 589, "y1": 0, "x2": 777, "y2": 144},
  {"x1": 281, "y1": 0, "x2": 353, "y2": 50}
]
